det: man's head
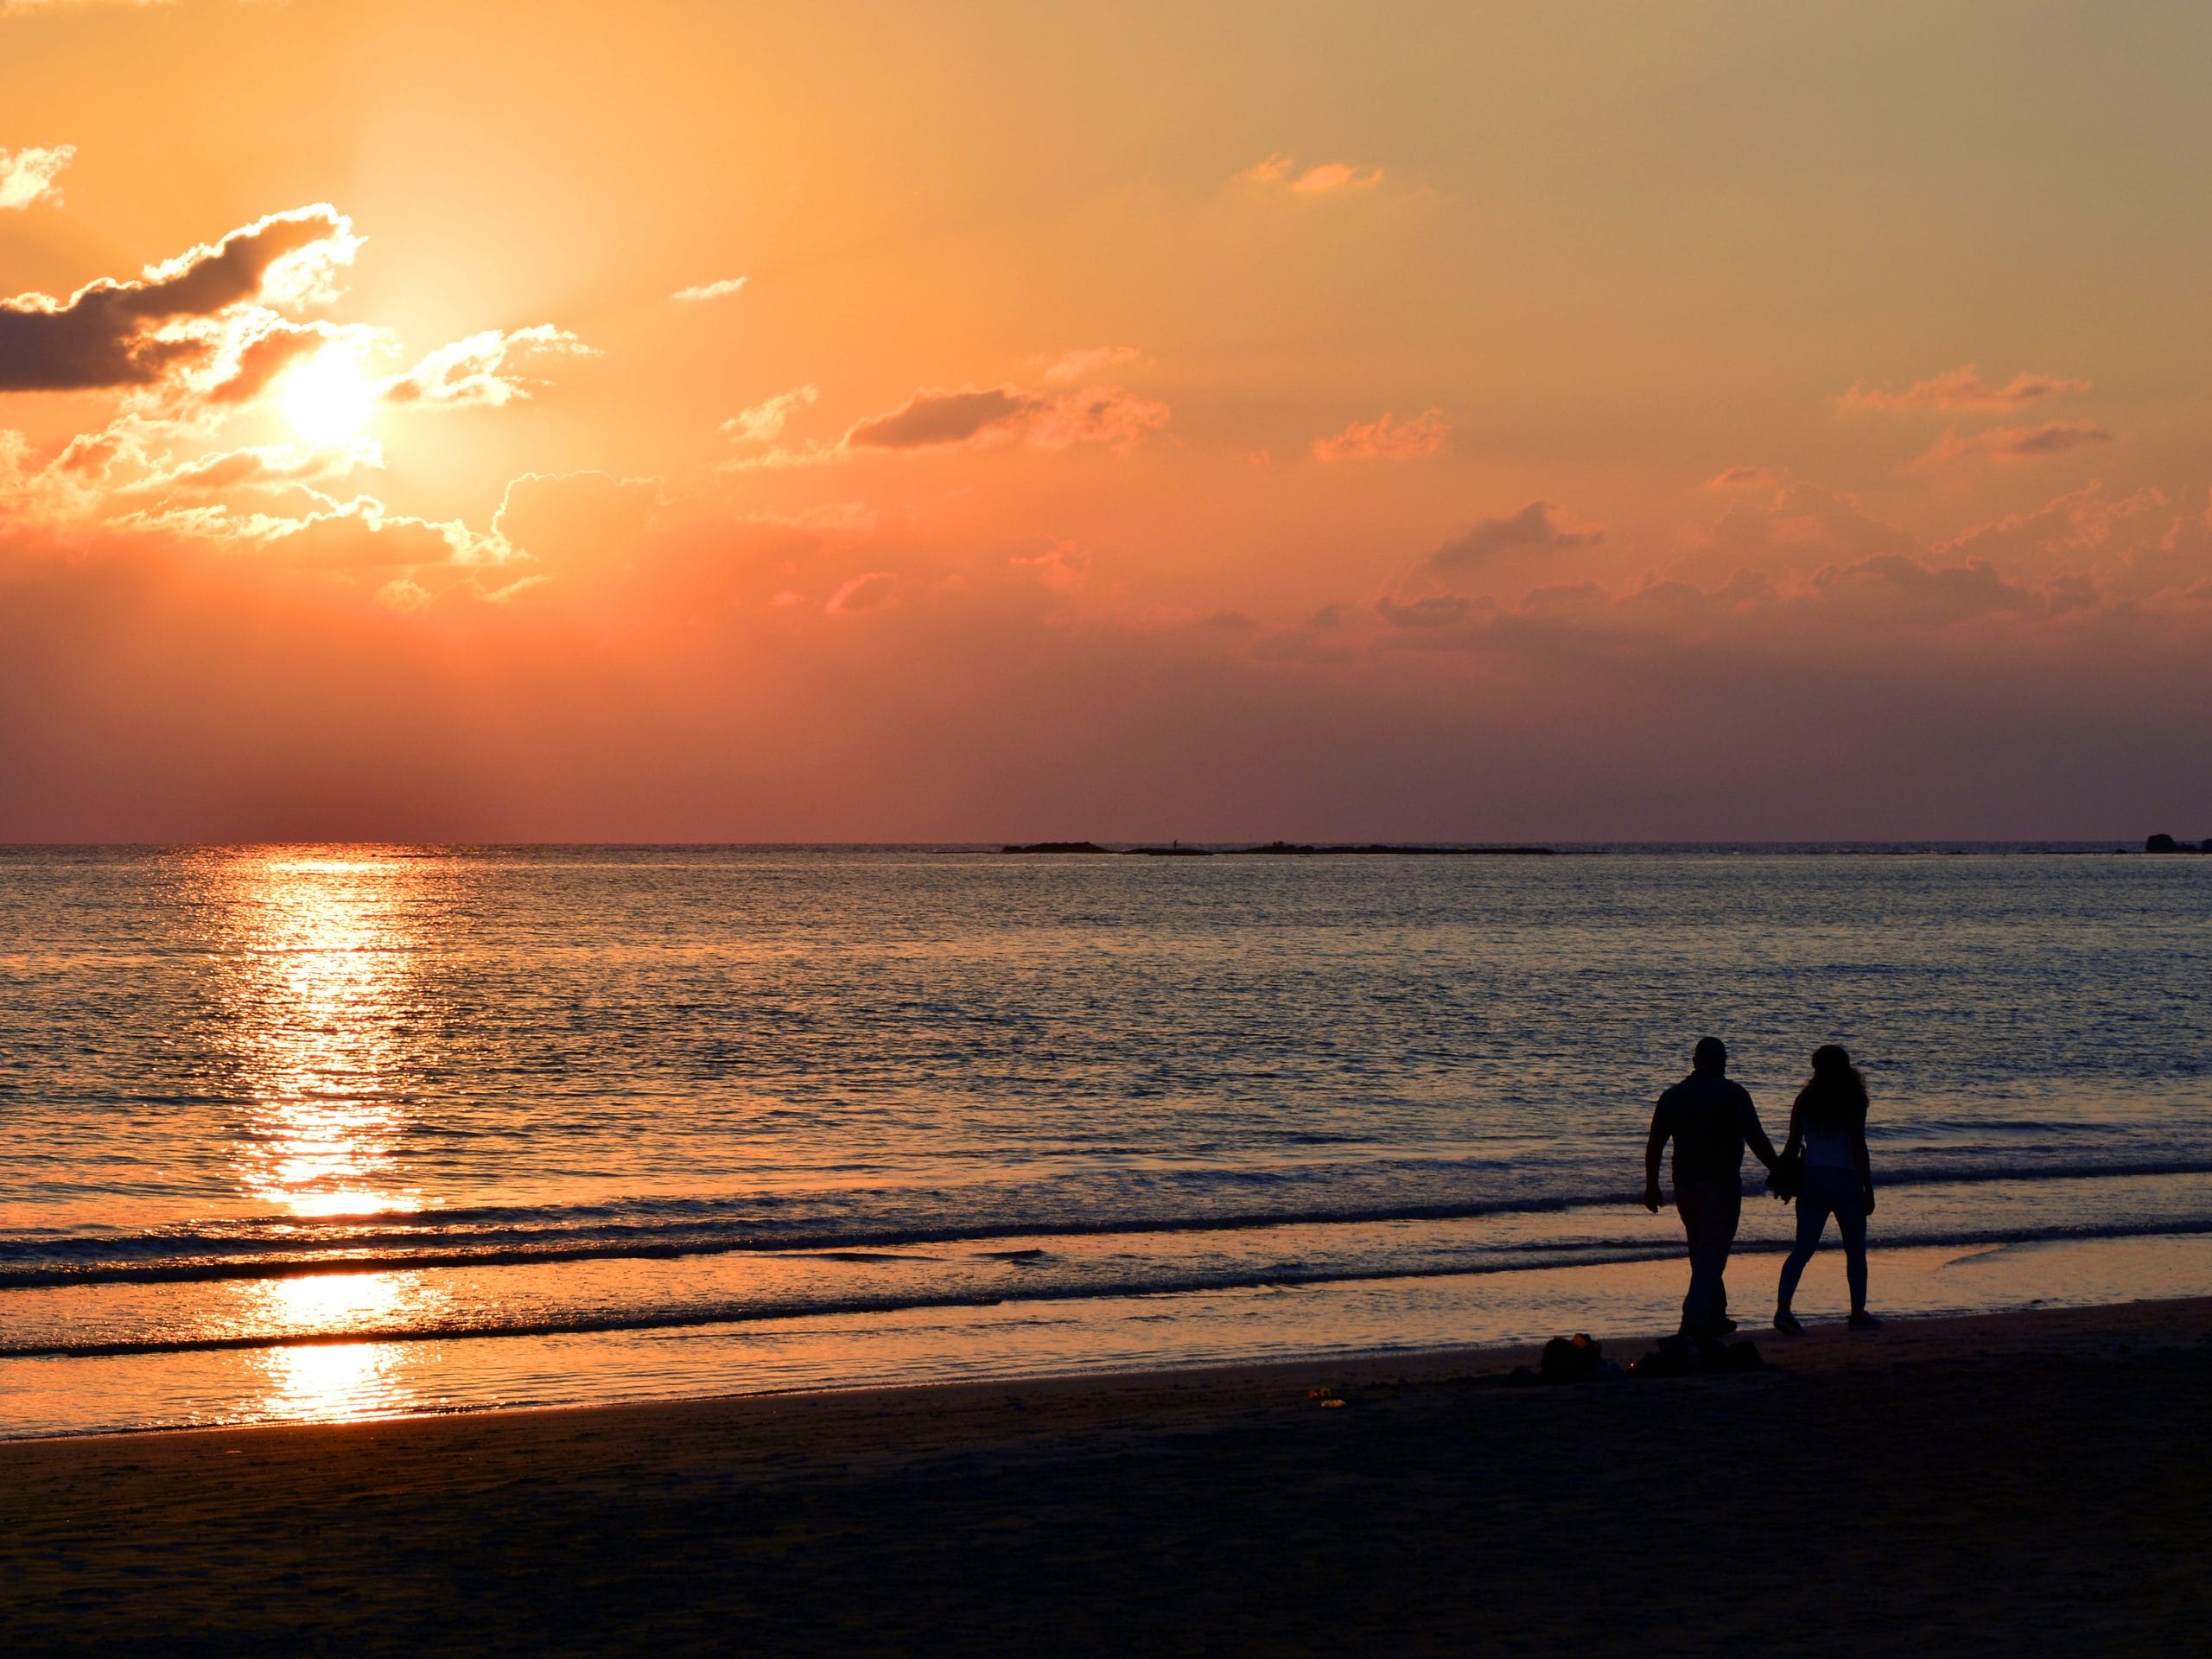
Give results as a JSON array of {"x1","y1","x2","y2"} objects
[{"x1": 1692, "y1": 1036, "x2": 1726, "y2": 1074}]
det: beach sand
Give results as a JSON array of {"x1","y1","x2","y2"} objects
[{"x1": 2, "y1": 1299, "x2": 2207, "y2": 1656}]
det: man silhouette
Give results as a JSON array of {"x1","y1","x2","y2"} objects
[{"x1": 1644, "y1": 1036, "x2": 1778, "y2": 1338}]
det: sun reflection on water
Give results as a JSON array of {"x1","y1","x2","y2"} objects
[
  {"x1": 214, "y1": 850, "x2": 442, "y2": 1421},
  {"x1": 255, "y1": 1272, "x2": 411, "y2": 1421},
  {"x1": 223, "y1": 852, "x2": 427, "y2": 1221}
]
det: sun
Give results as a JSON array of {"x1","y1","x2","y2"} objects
[{"x1": 279, "y1": 350, "x2": 378, "y2": 447}]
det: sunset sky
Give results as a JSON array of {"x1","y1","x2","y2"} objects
[{"x1": 3, "y1": 0, "x2": 2209, "y2": 841}]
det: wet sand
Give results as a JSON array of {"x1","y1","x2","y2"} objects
[{"x1": 2, "y1": 1298, "x2": 2207, "y2": 1656}]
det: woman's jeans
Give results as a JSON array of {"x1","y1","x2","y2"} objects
[{"x1": 1777, "y1": 1165, "x2": 1869, "y2": 1313}]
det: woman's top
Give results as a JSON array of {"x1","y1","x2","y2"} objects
[{"x1": 1803, "y1": 1119, "x2": 1859, "y2": 1171}]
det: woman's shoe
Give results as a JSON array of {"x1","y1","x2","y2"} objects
[
  {"x1": 1847, "y1": 1310, "x2": 1883, "y2": 1330},
  {"x1": 1771, "y1": 1310, "x2": 1805, "y2": 1336}
]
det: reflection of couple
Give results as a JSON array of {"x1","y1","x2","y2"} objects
[{"x1": 1643, "y1": 1037, "x2": 1878, "y2": 1337}]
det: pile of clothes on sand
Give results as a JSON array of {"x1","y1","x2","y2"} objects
[{"x1": 1506, "y1": 1330, "x2": 1769, "y2": 1386}]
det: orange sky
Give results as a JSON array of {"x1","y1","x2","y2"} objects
[{"x1": 3, "y1": 1, "x2": 2209, "y2": 840}]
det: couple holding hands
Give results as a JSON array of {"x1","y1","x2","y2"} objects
[{"x1": 1644, "y1": 1036, "x2": 1877, "y2": 1338}]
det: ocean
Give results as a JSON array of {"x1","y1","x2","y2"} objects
[{"x1": 2, "y1": 844, "x2": 2208, "y2": 1436}]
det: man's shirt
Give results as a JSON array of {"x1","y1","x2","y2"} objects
[{"x1": 1651, "y1": 1072, "x2": 1763, "y2": 1186}]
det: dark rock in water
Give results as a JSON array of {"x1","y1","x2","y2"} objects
[
  {"x1": 2146, "y1": 834, "x2": 2182, "y2": 854},
  {"x1": 1001, "y1": 842, "x2": 1109, "y2": 855}
]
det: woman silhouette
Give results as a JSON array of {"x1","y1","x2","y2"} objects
[{"x1": 1772, "y1": 1045, "x2": 1878, "y2": 1333}]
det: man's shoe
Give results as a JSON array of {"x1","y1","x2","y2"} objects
[
  {"x1": 1771, "y1": 1310, "x2": 1805, "y2": 1336},
  {"x1": 1847, "y1": 1310, "x2": 1883, "y2": 1330},
  {"x1": 1714, "y1": 1316, "x2": 1738, "y2": 1333}
]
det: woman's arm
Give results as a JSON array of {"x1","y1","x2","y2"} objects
[{"x1": 1854, "y1": 1122, "x2": 1875, "y2": 1213}]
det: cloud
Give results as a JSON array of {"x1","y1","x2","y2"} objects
[
  {"x1": 1022, "y1": 384, "x2": 1171, "y2": 451},
  {"x1": 117, "y1": 439, "x2": 383, "y2": 501},
  {"x1": 378, "y1": 325, "x2": 594, "y2": 407},
  {"x1": 845, "y1": 383, "x2": 1168, "y2": 453},
  {"x1": 1841, "y1": 365, "x2": 2091, "y2": 411},
  {"x1": 1376, "y1": 594, "x2": 1472, "y2": 629},
  {"x1": 1291, "y1": 162, "x2": 1384, "y2": 194},
  {"x1": 847, "y1": 386, "x2": 1045, "y2": 449},
  {"x1": 825, "y1": 570, "x2": 897, "y2": 613},
  {"x1": 490, "y1": 469, "x2": 662, "y2": 570},
  {"x1": 1707, "y1": 464, "x2": 1780, "y2": 490},
  {"x1": 99, "y1": 491, "x2": 492, "y2": 569},
  {"x1": 671, "y1": 276, "x2": 747, "y2": 303},
  {"x1": 1312, "y1": 408, "x2": 1448, "y2": 463},
  {"x1": 1235, "y1": 154, "x2": 1383, "y2": 194},
  {"x1": 1804, "y1": 552, "x2": 2039, "y2": 626},
  {"x1": 721, "y1": 385, "x2": 818, "y2": 445},
  {"x1": 201, "y1": 317, "x2": 383, "y2": 404},
  {"x1": 0, "y1": 204, "x2": 359, "y2": 391},
  {"x1": 7, "y1": 465, "x2": 2212, "y2": 844},
  {"x1": 720, "y1": 439, "x2": 846, "y2": 473},
  {"x1": 239, "y1": 495, "x2": 493, "y2": 569},
  {"x1": 0, "y1": 144, "x2": 73, "y2": 210},
  {"x1": 1037, "y1": 346, "x2": 1141, "y2": 385},
  {"x1": 1428, "y1": 500, "x2": 1604, "y2": 571},
  {"x1": 1912, "y1": 421, "x2": 2115, "y2": 469}
]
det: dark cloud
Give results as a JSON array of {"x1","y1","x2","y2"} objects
[
  {"x1": 842, "y1": 382, "x2": 1170, "y2": 453},
  {"x1": 203, "y1": 320, "x2": 349, "y2": 404},
  {"x1": 5, "y1": 500, "x2": 2212, "y2": 842},
  {"x1": 1841, "y1": 365, "x2": 2090, "y2": 411},
  {"x1": 1376, "y1": 594, "x2": 1471, "y2": 629},
  {"x1": 844, "y1": 386, "x2": 1048, "y2": 450},
  {"x1": 1914, "y1": 421, "x2": 2115, "y2": 469},
  {"x1": 0, "y1": 205, "x2": 354, "y2": 391},
  {"x1": 1808, "y1": 553, "x2": 2037, "y2": 626},
  {"x1": 1707, "y1": 464, "x2": 1779, "y2": 489},
  {"x1": 1428, "y1": 500, "x2": 1603, "y2": 571}
]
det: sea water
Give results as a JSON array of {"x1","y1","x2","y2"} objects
[{"x1": 1, "y1": 845, "x2": 2207, "y2": 1435}]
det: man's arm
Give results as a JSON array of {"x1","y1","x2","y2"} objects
[
  {"x1": 1740, "y1": 1088, "x2": 1780, "y2": 1171},
  {"x1": 1643, "y1": 1102, "x2": 1669, "y2": 1212}
]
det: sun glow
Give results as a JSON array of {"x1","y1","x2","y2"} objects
[{"x1": 279, "y1": 351, "x2": 377, "y2": 446}]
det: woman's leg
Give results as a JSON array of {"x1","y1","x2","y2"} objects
[
  {"x1": 1837, "y1": 1188, "x2": 1869, "y2": 1313},
  {"x1": 1776, "y1": 1187, "x2": 1831, "y2": 1312}
]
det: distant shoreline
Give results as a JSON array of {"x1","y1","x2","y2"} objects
[
  {"x1": 999, "y1": 840, "x2": 1557, "y2": 856},
  {"x1": 0, "y1": 841, "x2": 2184, "y2": 855}
]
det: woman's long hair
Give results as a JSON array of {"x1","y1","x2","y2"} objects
[{"x1": 1796, "y1": 1043, "x2": 1868, "y2": 1134}]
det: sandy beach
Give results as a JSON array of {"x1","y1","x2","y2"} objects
[{"x1": 2, "y1": 1298, "x2": 2206, "y2": 1656}]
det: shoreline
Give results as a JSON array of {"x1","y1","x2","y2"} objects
[
  {"x1": 4, "y1": 1295, "x2": 2206, "y2": 1654},
  {"x1": 7, "y1": 1291, "x2": 2197, "y2": 1452},
  {"x1": 9, "y1": 1228, "x2": 2211, "y2": 1441}
]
